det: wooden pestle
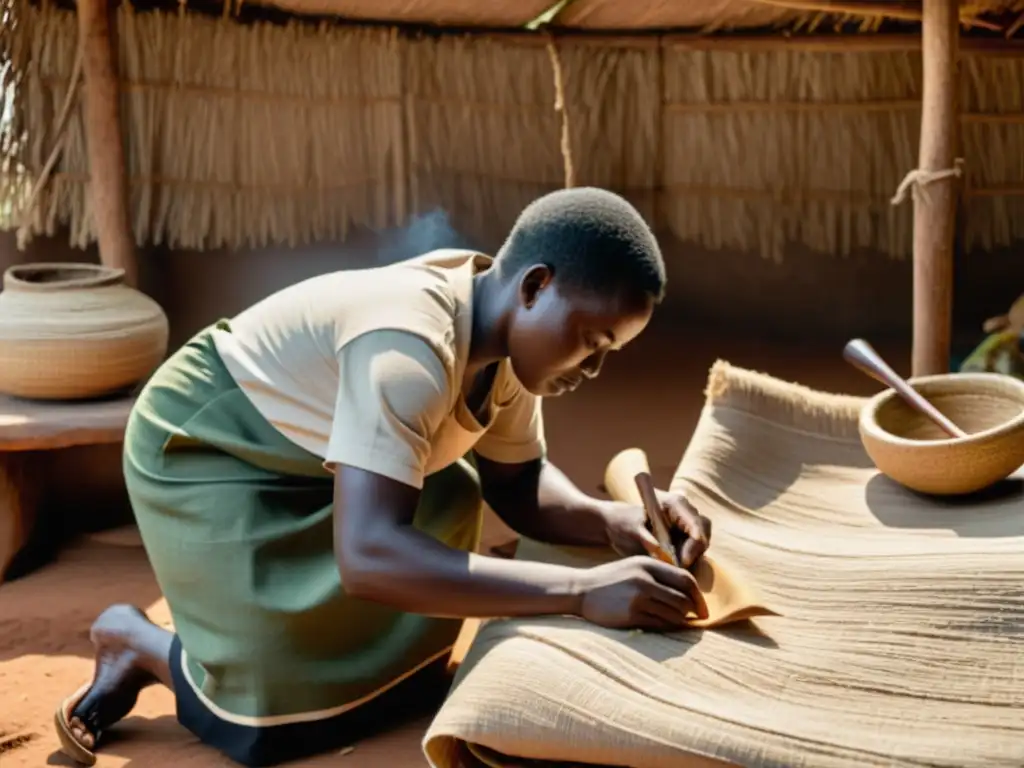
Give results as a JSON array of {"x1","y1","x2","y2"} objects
[{"x1": 843, "y1": 338, "x2": 969, "y2": 440}]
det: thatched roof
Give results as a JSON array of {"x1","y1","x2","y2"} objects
[
  {"x1": 7, "y1": 0, "x2": 1024, "y2": 261},
  {"x1": 5, "y1": 0, "x2": 1024, "y2": 259},
  {"x1": 228, "y1": 0, "x2": 1024, "y2": 33}
]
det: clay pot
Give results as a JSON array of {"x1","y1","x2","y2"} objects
[
  {"x1": 859, "y1": 372, "x2": 1024, "y2": 496},
  {"x1": 0, "y1": 263, "x2": 169, "y2": 400}
]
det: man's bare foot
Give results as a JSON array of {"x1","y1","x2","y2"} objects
[{"x1": 65, "y1": 604, "x2": 168, "y2": 749}]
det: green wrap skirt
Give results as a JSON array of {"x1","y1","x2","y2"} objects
[{"x1": 124, "y1": 322, "x2": 483, "y2": 766}]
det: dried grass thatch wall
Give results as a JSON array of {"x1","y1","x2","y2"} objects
[{"x1": 3, "y1": 2, "x2": 1024, "y2": 261}]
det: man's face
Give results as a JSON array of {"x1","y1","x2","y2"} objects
[{"x1": 505, "y1": 265, "x2": 654, "y2": 396}]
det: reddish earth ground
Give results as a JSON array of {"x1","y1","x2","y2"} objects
[{"x1": 0, "y1": 328, "x2": 903, "y2": 767}]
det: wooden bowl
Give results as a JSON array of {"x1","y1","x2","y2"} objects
[{"x1": 859, "y1": 373, "x2": 1024, "y2": 496}]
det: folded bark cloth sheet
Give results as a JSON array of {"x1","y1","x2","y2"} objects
[{"x1": 423, "y1": 361, "x2": 1024, "y2": 768}]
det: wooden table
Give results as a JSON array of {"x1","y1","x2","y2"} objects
[{"x1": 0, "y1": 393, "x2": 134, "y2": 583}]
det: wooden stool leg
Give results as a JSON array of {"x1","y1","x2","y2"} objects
[{"x1": 0, "y1": 453, "x2": 38, "y2": 585}]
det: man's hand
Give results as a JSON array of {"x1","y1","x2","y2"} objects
[
  {"x1": 577, "y1": 555, "x2": 708, "y2": 629},
  {"x1": 603, "y1": 490, "x2": 712, "y2": 569}
]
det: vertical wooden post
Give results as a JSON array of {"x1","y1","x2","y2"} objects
[
  {"x1": 78, "y1": 0, "x2": 138, "y2": 288},
  {"x1": 392, "y1": 28, "x2": 409, "y2": 228},
  {"x1": 912, "y1": 0, "x2": 959, "y2": 377},
  {"x1": 0, "y1": 454, "x2": 38, "y2": 586}
]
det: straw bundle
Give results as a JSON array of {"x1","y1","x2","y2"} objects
[
  {"x1": 404, "y1": 36, "x2": 661, "y2": 244},
  {"x1": 4, "y1": 2, "x2": 1024, "y2": 261},
  {"x1": 663, "y1": 47, "x2": 922, "y2": 261},
  {"x1": 403, "y1": 36, "x2": 565, "y2": 246},
  {"x1": 377, "y1": 35, "x2": 1024, "y2": 260},
  {"x1": 0, "y1": 0, "x2": 29, "y2": 231},
  {"x1": 10, "y1": 2, "x2": 402, "y2": 250},
  {"x1": 960, "y1": 54, "x2": 1024, "y2": 251}
]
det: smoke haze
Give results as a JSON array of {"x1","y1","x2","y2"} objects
[{"x1": 374, "y1": 209, "x2": 476, "y2": 265}]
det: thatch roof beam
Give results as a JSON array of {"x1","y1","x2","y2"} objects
[
  {"x1": 77, "y1": 0, "x2": 138, "y2": 287},
  {"x1": 912, "y1": 0, "x2": 959, "y2": 376},
  {"x1": 204, "y1": 0, "x2": 1013, "y2": 34},
  {"x1": 749, "y1": 0, "x2": 1002, "y2": 31},
  {"x1": 1005, "y1": 10, "x2": 1024, "y2": 37}
]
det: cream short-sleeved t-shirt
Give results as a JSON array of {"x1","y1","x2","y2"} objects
[{"x1": 211, "y1": 250, "x2": 546, "y2": 489}]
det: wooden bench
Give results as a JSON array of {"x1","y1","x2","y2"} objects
[{"x1": 0, "y1": 393, "x2": 133, "y2": 584}]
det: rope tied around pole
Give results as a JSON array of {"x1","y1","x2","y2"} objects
[
  {"x1": 545, "y1": 33, "x2": 575, "y2": 189},
  {"x1": 890, "y1": 157, "x2": 965, "y2": 206}
]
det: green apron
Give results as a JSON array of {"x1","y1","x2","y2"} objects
[{"x1": 124, "y1": 321, "x2": 483, "y2": 724}]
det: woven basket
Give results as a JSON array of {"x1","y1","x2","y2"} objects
[
  {"x1": 0, "y1": 263, "x2": 169, "y2": 401},
  {"x1": 859, "y1": 372, "x2": 1024, "y2": 496}
]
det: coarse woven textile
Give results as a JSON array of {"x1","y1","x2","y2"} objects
[{"x1": 423, "y1": 360, "x2": 1024, "y2": 768}]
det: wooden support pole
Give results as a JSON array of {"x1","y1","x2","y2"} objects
[
  {"x1": 912, "y1": 0, "x2": 959, "y2": 378},
  {"x1": 0, "y1": 454, "x2": 39, "y2": 585},
  {"x1": 77, "y1": 0, "x2": 138, "y2": 288}
]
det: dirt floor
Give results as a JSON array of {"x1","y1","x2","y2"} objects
[{"x1": 0, "y1": 327, "x2": 906, "y2": 767}]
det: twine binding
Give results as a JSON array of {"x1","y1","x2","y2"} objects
[{"x1": 890, "y1": 158, "x2": 965, "y2": 206}]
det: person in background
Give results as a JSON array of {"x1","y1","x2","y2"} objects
[
  {"x1": 960, "y1": 292, "x2": 1024, "y2": 377},
  {"x1": 55, "y1": 187, "x2": 712, "y2": 767}
]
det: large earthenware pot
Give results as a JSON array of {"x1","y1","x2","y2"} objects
[{"x1": 0, "y1": 263, "x2": 169, "y2": 400}]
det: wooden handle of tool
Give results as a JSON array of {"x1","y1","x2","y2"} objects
[
  {"x1": 634, "y1": 470, "x2": 678, "y2": 566},
  {"x1": 604, "y1": 447, "x2": 649, "y2": 506},
  {"x1": 843, "y1": 338, "x2": 968, "y2": 439},
  {"x1": 605, "y1": 448, "x2": 678, "y2": 565}
]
